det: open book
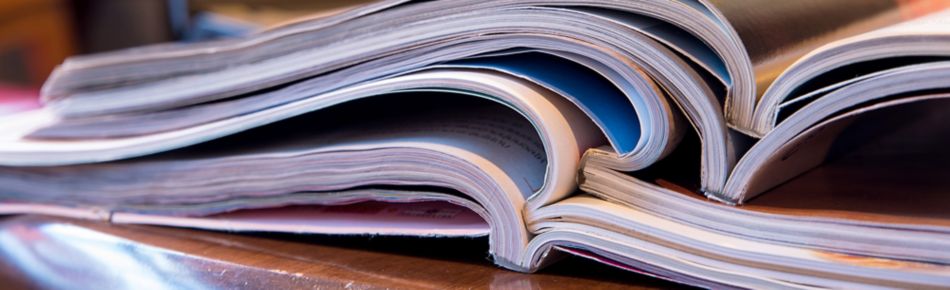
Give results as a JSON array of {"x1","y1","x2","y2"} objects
[{"x1": 2, "y1": 1, "x2": 950, "y2": 288}]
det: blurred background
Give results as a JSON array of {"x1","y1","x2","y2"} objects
[{"x1": 0, "y1": 0, "x2": 360, "y2": 112}]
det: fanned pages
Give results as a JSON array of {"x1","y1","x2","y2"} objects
[{"x1": 1, "y1": 1, "x2": 949, "y2": 288}]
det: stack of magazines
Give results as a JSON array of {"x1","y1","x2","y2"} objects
[{"x1": 2, "y1": 0, "x2": 950, "y2": 288}]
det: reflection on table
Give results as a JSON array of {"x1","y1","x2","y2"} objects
[{"x1": 0, "y1": 215, "x2": 681, "y2": 289}]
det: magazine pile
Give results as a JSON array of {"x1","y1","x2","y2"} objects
[{"x1": 2, "y1": 0, "x2": 950, "y2": 288}]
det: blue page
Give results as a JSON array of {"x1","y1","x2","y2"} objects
[{"x1": 447, "y1": 52, "x2": 641, "y2": 154}]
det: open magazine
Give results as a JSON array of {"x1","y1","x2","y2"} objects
[{"x1": 1, "y1": 0, "x2": 950, "y2": 288}]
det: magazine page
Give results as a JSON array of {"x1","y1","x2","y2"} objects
[
  {"x1": 709, "y1": 0, "x2": 940, "y2": 92},
  {"x1": 726, "y1": 61, "x2": 950, "y2": 201},
  {"x1": 527, "y1": 195, "x2": 950, "y2": 289},
  {"x1": 751, "y1": 8, "x2": 950, "y2": 135},
  {"x1": 737, "y1": 94, "x2": 950, "y2": 216}
]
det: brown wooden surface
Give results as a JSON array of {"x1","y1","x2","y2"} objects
[
  {"x1": 0, "y1": 215, "x2": 684, "y2": 289},
  {"x1": 0, "y1": 0, "x2": 75, "y2": 86}
]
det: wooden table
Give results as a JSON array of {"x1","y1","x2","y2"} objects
[{"x1": 0, "y1": 215, "x2": 682, "y2": 289}]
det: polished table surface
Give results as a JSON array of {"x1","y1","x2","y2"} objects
[{"x1": 0, "y1": 215, "x2": 682, "y2": 289}]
